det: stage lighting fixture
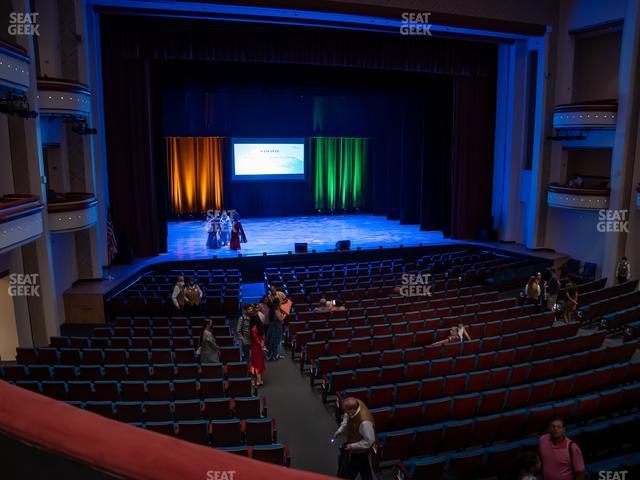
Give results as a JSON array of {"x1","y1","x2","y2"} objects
[
  {"x1": 0, "y1": 93, "x2": 38, "y2": 118},
  {"x1": 71, "y1": 121, "x2": 97, "y2": 136}
]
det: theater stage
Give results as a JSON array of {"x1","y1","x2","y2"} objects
[{"x1": 168, "y1": 214, "x2": 447, "y2": 259}]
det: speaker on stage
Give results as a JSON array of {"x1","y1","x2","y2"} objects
[
  {"x1": 336, "y1": 240, "x2": 351, "y2": 251},
  {"x1": 295, "y1": 243, "x2": 308, "y2": 254}
]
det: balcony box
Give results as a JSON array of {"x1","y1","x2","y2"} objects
[
  {"x1": 0, "y1": 194, "x2": 43, "y2": 254},
  {"x1": 547, "y1": 184, "x2": 609, "y2": 211},
  {"x1": 47, "y1": 193, "x2": 98, "y2": 233}
]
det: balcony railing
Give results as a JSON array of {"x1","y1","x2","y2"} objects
[
  {"x1": 0, "y1": 194, "x2": 43, "y2": 253},
  {"x1": 37, "y1": 77, "x2": 91, "y2": 117},
  {"x1": 547, "y1": 184, "x2": 610, "y2": 210},
  {"x1": 47, "y1": 192, "x2": 98, "y2": 233},
  {"x1": 553, "y1": 100, "x2": 617, "y2": 130},
  {"x1": 0, "y1": 40, "x2": 30, "y2": 93}
]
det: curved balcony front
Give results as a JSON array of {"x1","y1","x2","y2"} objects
[
  {"x1": 547, "y1": 184, "x2": 610, "y2": 211},
  {"x1": 0, "y1": 40, "x2": 30, "y2": 93},
  {"x1": 636, "y1": 186, "x2": 640, "y2": 210},
  {"x1": 553, "y1": 100, "x2": 617, "y2": 130},
  {"x1": 0, "y1": 194, "x2": 43, "y2": 254},
  {"x1": 47, "y1": 192, "x2": 98, "y2": 233},
  {"x1": 37, "y1": 78, "x2": 91, "y2": 118}
]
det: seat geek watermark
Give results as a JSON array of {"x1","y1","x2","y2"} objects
[
  {"x1": 597, "y1": 209, "x2": 629, "y2": 233},
  {"x1": 8, "y1": 12, "x2": 40, "y2": 36},
  {"x1": 399, "y1": 273, "x2": 432, "y2": 297},
  {"x1": 400, "y1": 12, "x2": 432, "y2": 36},
  {"x1": 206, "y1": 471, "x2": 236, "y2": 480},
  {"x1": 598, "y1": 471, "x2": 628, "y2": 480},
  {"x1": 8, "y1": 274, "x2": 40, "y2": 297}
]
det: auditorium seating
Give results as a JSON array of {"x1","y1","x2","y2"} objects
[
  {"x1": 601, "y1": 304, "x2": 640, "y2": 333},
  {"x1": 273, "y1": 252, "x2": 639, "y2": 478},
  {"x1": 4, "y1": 248, "x2": 638, "y2": 475},
  {"x1": 109, "y1": 269, "x2": 242, "y2": 316},
  {"x1": 398, "y1": 412, "x2": 640, "y2": 479},
  {"x1": 0, "y1": 297, "x2": 292, "y2": 463}
]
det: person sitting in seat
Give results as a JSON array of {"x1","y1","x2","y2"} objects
[
  {"x1": 431, "y1": 327, "x2": 461, "y2": 346},
  {"x1": 457, "y1": 321, "x2": 471, "y2": 342}
]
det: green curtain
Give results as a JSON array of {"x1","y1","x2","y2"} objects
[{"x1": 313, "y1": 137, "x2": 367, "y2": 211}]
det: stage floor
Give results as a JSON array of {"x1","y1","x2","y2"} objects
[{"x1": 167, "y1": 214, "x2": 447, "y2": 259}]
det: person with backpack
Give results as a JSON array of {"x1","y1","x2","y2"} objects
[
  {"x1": 616, "y1": 256, "x2": 631, "y2": 284},
  {"x1": 538, "y1": 417, "x2": 585, "y2": 480}
]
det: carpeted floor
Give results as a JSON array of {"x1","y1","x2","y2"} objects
[{"x1": 258, "y1": 352, "x2": 339, "y2": 477}]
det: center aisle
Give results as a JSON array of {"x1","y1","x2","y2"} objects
[{"x1": 259, "y1": 354, "x2": 339, "y2": 477}]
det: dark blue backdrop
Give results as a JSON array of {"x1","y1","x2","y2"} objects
[{"x1": 156, "y1": 61, "x2": 424, "y2": 218}]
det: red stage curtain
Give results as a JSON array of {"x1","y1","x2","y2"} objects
[
  {"x1": 450, "y1": 75, "x2": 497, "y2": 239},
  {"x1": 166, "y1": 137, "x2": 224, "y2": 215}
]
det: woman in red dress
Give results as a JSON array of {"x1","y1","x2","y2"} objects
[
  {"x1": 249, "y1": 316, "x2": 266, "y2": 386},
  {"x1": 229, "y1": 220, "x2": 241, "y2": 251}
]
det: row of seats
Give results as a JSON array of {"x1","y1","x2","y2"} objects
[
  {"x1": 337, "y1": 358, "x2": 640, "y2": 417},
  {"x1": 14, "y1": 346, "x2": 242, "y2": 365},
  {"x1": 50, "y1": 334, "x2": 231, "y2": 349},
  {"x1": 91, "y1": 325, "x2": 227, "y2": 338},
  {"x1": 110, "y1": 315, "x2": 227, "y2": 327},
  {"x1": 311, "y1": 329, "x2": 601, "y2": 383},
  {"x1": 581, "y1": 289, "x2": 640, "y2": 324},
  {"x1": 325, "y1": 343, "x2": 636, "y2": 400},
  {"x1": 133, "y1": 418, "x2": 272, "y2": 448},
  {"x1": 291, "y1": 286, "x2": 496, "y2": 316},
  {"x1": 65, "y1": 396, "x2": 265, "y2": 422},
  {"x1": 601, "y1": 304, "x2": 640, "y2": 332},
  {"x1": 295, "y1": 283, "x2": 494, "y2": 305},
  {"x1": 398, "y1": 412, "x2": 640, "y2": 480},
  {"x1": 304, "y1": 321, "x2": 574, "y2": 372},
  {"x1": 578, "y1": 279, "x2": 639, "y2": 310},
  {"x1": 376, "y1": 381, "x2": 640, "y2": 462},
  {"x1": 1, "y1": 361, "x2": 248, "y2": 382},
  {"x1": 10, "y1": 377, "x2": 254, "y2": 402},
  {"x1": 289, "y1": 299, "x2": 525, "y2": 337},
  {"x1": 295, "y1": 310, "x2": 554, "y2": 354}
]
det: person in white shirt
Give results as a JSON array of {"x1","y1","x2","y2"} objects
[
  {"x1": 332, "y1": 397, "x2": 376, "y2": 480},
  {"x1": 171, "y1": 276, "x2": 186, "y2": 310}
]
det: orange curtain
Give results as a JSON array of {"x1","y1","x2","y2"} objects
[{"x1": 166, "y1": 137, "x2": 224, "y2": 214}]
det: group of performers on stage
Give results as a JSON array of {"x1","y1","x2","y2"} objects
[{"x1": 206, "y1": 210, "x2": 247, "y2": 251}]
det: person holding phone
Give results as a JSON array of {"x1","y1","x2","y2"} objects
[{"x1": 332, "y1": 397, "x2": 376, "y2": 480}]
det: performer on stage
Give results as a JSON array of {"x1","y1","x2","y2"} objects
[
  {"x1": 205, "y1": 212, "x2": 221, "y2": 249},
  {"x1": 230, "y1": 216, "x2": 242, "y2": 251},
  {"x1": 232, "y1": 211, "x2": 248, "y2": 244},
  {"x1": 219, "y1": 211, "x2": 232, "y2": 246}
]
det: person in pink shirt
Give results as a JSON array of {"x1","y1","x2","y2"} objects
[{"x1": 539, "y1": 417, "x2": 585, "y2": 480}]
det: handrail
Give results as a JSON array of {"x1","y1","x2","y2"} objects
[
  {"x1": 0, "y1": 39, "x2": 30, "y2": 62},
  {"x1": 47, "y1": 192, "x2": 98, "y2": 213},
  {"x1": 37, "y1": 77, "x2": 91, "y2": 95},
  {"x1": 547, "y1": 184, "x2": 610, "y2": 196},
  {"x1": 0, "y1": 380, "x2": 333, "y2": 480},
  {"x1": 554, "y1": 99, "x2": 618, "y2": 112},
  {"x1": 0, "y1": 194, "x2": 42, "y2": 224}
]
